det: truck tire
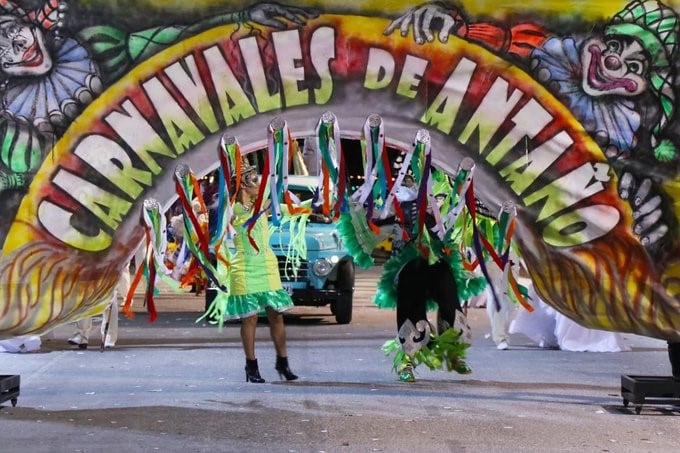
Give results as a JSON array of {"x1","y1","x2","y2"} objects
[{"x1": 333, "y1": 260, "x2": 355, "y2": 324}]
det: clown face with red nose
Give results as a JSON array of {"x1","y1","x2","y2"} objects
[{"x1": 0, "y1": 15, "x2": 52, "y2": 77}]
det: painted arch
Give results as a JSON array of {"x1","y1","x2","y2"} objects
[{"x1": 0, "y1": 0, "x2": 679, "y2": 341}]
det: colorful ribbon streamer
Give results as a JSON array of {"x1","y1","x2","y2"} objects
[
  {"x1": 174, "y1": 164, "x2": 227, "y2": 292},
  {"x1": 124, "y1": 199, "x2": 182, "y2": 321},
  {"x1": 314, "y1": 111, "x2": 348, "y2": 219}
]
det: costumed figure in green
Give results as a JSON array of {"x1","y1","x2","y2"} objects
[
  {"x1": 163, "y1": 120, "x2": 314, "y2": 383},
  {"x1": 338, "y1": 121, "x2": 486, "y2": 382},
  {"x1": 205, "y1": 119, "x2": 312, "y2": 384},
  {"x1": 376, "y1": 165, "x2": 486, "y2": 382},
  {"x1": 215, "y1": 158, "x2": 298, "y2": 383}
]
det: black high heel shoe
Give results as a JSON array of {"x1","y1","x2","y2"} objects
[
  {"x1": 275, "y1": 356, "x2": 298, "y2": 381},
  {"x1": 245, "y1": 358, "x2": 265, "y2": 383}
]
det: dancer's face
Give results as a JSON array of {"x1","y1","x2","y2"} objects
[
  {"x1": 242, "y1": 171, "x2": 259, "y2": 187},
  {"x1": 580, "y1": 35, "x2": 648, "y2": 97},
  {"x1": 242, "y1": 171, "x2": 260, "y2": 197},
  {"x1": 0, "y1": 16, "x2": 53, "y2": 77}
]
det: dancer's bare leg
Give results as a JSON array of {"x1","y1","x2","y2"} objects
[
  {"x1": 241, "y1": 315, "x2": 258, "y2": 360},
  {"x1": 266, "y1": 307, "x2": 287, "y2": 357}
]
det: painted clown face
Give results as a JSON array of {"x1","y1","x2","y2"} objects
[
  {"x1": 0, "y1": 16, "x2": 53, "y2": 77},
  {"x1": 580, "y1": 36, "x2": 648, "y2": 98}
]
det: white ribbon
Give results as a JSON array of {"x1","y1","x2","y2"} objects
[
  {"x1": 142, "y1": 200, "x2": 174, "y2": 277},
  {"x1": 267, "y1": 121, "x2": 282, "y2": 223},
  {"x1": 350, "y1": 114, "x2": 384, "y2": 205}
]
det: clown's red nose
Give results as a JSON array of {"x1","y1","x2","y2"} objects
[{"x1": 604, "y1": 55, "x2": 621, "y2": 71}]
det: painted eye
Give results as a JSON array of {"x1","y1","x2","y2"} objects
[
  {"x1": 12, "y1": 38, "x2": 27, "y2": 54},
  {"x1": 626, "y1": 60, "x2": 644, "y2": 75},
  {"x1": 606, "y1": 39, "x2": 621, "y2": 53},
  {"x1": 244, "y1": 174, "x2": 259, "y2": 187},
  {"x1": 5, "y1": 24, "x2": 20, "y2": 39}
]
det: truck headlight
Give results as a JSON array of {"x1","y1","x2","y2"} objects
[{"x1": 312, "y1": 258, "x2": 332, "y2": 277}]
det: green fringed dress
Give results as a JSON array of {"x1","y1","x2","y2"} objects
[{"x1": 217, "y1": 203, "x2": 293, "y2": 320}]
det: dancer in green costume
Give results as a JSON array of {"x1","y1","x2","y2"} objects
[
  {"x1": 374, "y1": 166, "x2": 486, "y2": 382},
  {"x1": 215, "y1": 161, "x2": 298, "y2": 384}
]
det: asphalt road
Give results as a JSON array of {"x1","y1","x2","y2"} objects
[{"x1": 1, "y1": 267, "x2": 678, "y2": 452}]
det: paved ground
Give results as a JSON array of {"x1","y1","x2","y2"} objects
[{"x1": 1, "y1": 267, "x2": 679, "y2": 452}]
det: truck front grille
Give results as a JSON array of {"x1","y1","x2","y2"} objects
[{"x1": 277, "y1": 256, "x2": 309, "y2": 282}]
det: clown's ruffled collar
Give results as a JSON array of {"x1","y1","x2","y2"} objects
[{"x1": 1, "y1": 37, "x2": 102, "y2": 135}]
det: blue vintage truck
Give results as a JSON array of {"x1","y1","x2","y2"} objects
[{"x1": 268, "y1": 175, "x2": 355, "y2": 324}]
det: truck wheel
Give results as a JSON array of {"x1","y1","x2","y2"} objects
[{"x1": 333, "y1": 260, "x2": 355, "y2": 324}]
